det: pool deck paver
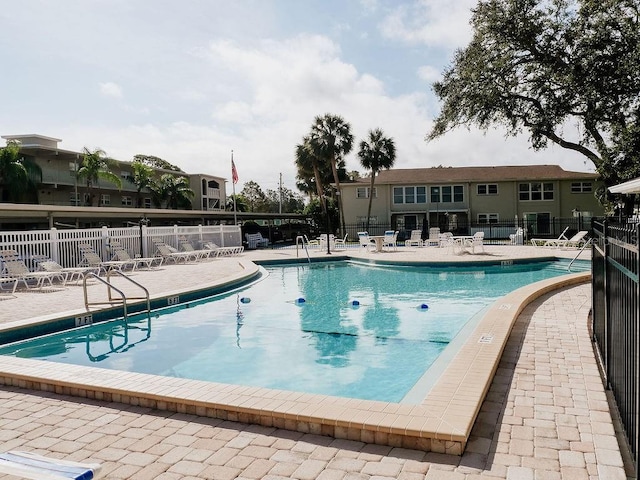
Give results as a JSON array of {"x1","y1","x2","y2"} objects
[{"x1": 0, "y1": 244, "x2": 632, "y2": 479}]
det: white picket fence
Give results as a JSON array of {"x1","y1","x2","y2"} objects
[{"x1": 0, "y1": 224, "x2": 242, "y2": 269}]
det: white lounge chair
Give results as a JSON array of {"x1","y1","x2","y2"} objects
[
  {"x1": 78, "y1": 244, "x2": 133, "y2": 274},
  {"x1": 357, "y1": 232, "x2": 376, "y2": 252},
  {"x1": 530, "y1": 227, "x2": 569, "y2": 247},
  {"x1": 180, "y1": 239, "x2": 215, "y2": 260},
  {"x1": 0, "y1": 250, "x2": 66, "y2": 290},
  {"x1": 0, "y1": 450, "x2": 102, "y2": 479},
  {"x1": 382, "y1": 230, "x2": 399, "y2": 251},
  {"x1": 405, "y1": 230, "x2": 423, "y2": 247},
  {"x1": 245, "y1": 233, "x2": 269, "y2": 249},
  {"x1": 109, "y1": 240, "x2": 162, "y2": 270},
  {"x1": 426, "y1": 227, "x2": 441, "y2": 247},
  {"x1": 333, "y1": 233, "x2": 349, "y2": 250},
  {"x1": 304, "y1": 235, "x2": 320, "y2": 248},
  {"x1": 153, "y1": 241, "x2": 199, "y2": 263},
  {"x1": 203, "y1": 242, "x2": 244, "y2": 256},
  {"x1": 510, "y1": 227, "x2": 524, "y2": 245},
  {"x1": 39, "y1": 261, "x2": 97, "y2": 284},
  {"x1": 555, "y1": 231, "x2": 589, "y2": 249},
  {"x1": 465, "y1": 232, "x2": 485, "y2": 254}
]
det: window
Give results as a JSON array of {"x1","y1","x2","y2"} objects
[
  {"x1": 100, "y1": 194, "x2": 111, "y2": 206},
  {"x1": 571, "y1": 182, "x2": 592, "y2": 193},
  {"x1": 120, "y1": 171, "x2": 132, "y2": 182},
  {"x1": 69, "y1": 162, "x2": 78, "y2": 177},
  {"x1": 121, "y1": 196, "x2": 132, "y2": 206},
  {"x1": 519, "y1": 182, "x2": 554, "y2": 201},
  {"x1": 478, "y1": 213, "x2": 499, "y2": 224},
  {"x1": 69, "y1": 193, "x2": 80, "y2": 206},
  {"x1": 477, "y1": 184, "x2": 498, "y2": 195},
  {"x1": 356, "y1": 216, "x2": 377, "y2": 223},
  {"x1": 430, "y1": 185, "x2": 464, "y2": 203},
  {"x1": 356, "y1": 187, "x2": 377, "y2": 199},
  {"x1": 143, "y1": 198, "x2": 152, "y2": 208},
  {"x1": 393, "y1": 186, "x2": 426, "y2": 204}
]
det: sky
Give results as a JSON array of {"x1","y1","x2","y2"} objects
[{"x1": 0, "y1": 0, "x2": 595, "y2": 195}]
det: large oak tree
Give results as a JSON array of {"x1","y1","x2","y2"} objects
[{"x1": 427, "y1": 0, "x2": 640, "y2": 203}]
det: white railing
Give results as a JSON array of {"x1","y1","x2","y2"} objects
[{"x1": 0, "y1": 224, "x2": 242, "y2": 269}]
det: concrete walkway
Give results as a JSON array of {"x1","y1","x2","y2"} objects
[{"x1": 0, "y1": 245, "x2": 631, "y2": 479}]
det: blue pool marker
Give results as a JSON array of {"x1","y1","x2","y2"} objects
[
  {"x1": 351, "y1": 300, "x2": 360, "y2": 307},
  {"x1": 296, "y1": 297, "x2": 306, "y2": 304},
  {"x1": 240, "y1": 297, "x2": 251, "y2": 304},
  {"x1": 418, "y1": 303, "x2": 429, "y2": 310}
]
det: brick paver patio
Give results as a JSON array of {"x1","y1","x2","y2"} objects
[{"x1": 0, "y1": 245, "x2": 631, "y2": 479}]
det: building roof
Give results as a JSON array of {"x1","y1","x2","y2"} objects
[
  {"x1": 354, "y1": 165, "x2": 600, "y2": 185},
  {"x1": 609, "y1": 177, "x2": 640, "y2": 194}
]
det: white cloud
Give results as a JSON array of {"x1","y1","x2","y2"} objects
[
  {"x1": 380, "y1": 0, "x2": 477, "y2": 49},
  {"x1": 417, "y1": 65, "x2": 441, "y2": 83},
  {"x1": 99, "y1": 82, "x2": 123, "y2": 99}
]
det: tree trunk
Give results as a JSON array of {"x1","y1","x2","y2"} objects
[
  {"x1": 366, "y1": 171, "x2": 376, "y2": 232},
  {"x1": 330, "y1": 154, "x2": 345, "y2": 236}
]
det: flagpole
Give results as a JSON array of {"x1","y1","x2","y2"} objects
[{"x1": 231, "y1": 150, "x2": 237, "y2": 226}]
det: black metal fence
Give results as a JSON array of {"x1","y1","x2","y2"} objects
[
  {"x1": 592, "y1": 218, "x2": 640, "y2": 477},
  {"x1": 342, "y1": 216, "x2": 591, "y2": 244}
]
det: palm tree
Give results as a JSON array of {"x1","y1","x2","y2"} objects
[
  {"x1": 357, "y1": 129, "x2": 396, "y2": 232},
  {"x1": 76, "y1": 147, "x2": 122, "y2": 206},
  {"x1": 131, "y1": 161, "x2": 155, "y2": 207},
  {"x1": 157, "y1": 174, "x2": 194, "y2": 209},
  {"x1": 0, "y1": 140, "x2": 42, "y2": 203},
  {"x1": 295, "y1": 136, "x2": 326, "y2": 207},
  {"x1": 309, "y1": 114, "x2": 354, "y2": 235}
]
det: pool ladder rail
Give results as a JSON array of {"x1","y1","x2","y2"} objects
[
  {"x1": 567, "y1": 237, "x2": 593, "y2": 272},
  {"x1": 83, "y1": 270, "x2": 151, "y2": 320},
  {"x1": 295, "y1": 235, "x2": 312, "y2": 263}
]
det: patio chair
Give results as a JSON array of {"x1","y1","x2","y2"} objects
[
  {"x1": 0, "y1": 250, "x2": 66, "y2": 290},
  {"x1": 153, "y1": 240, "x2": 199, "y2": 263},
  {"x1": 244, "y1": 232, "x2": 269, "y2": 249},
  {"x1": 556, "y1": 230, "x2": 589, "y2": 249},
  {"x1": 405, "y1": 230, "x2": 423, "y2": 247},
  {"x1": 357, "y1": 232, "x2": 376, "y2": 252},
  {"x1": 108, "y1": 240, "x2": 162, "y2": 270},
  {"x1": 303, "y1": 235, "x2": 320, "y2": 248},
  {"x1": 78, "y1": 244, "x2": 133, "y2": 274},
  {"x1": 426, "y1": 227, "x2": 441, "y2": 247},
  {"x1": 112, "y1": 247, "x2": 163, "y2": 270},
  {"x1": 509, "y1": 227, "x2": 524, "y2": 245},
  {"x1": 382, "y1": 230, "x2": 399, "y2": 251},
  {"x1": 203, "y1": 242, "x2": 244, "y2": 256},
  {"x1": 179, "y1": 239, "x2": 215, "y2": 260},
  {"x1": 465, "y1": 232, "x2": 485, "y2": 254},
  {"x1": 530, "y1": 227, "x2": 569, "y2": 247},
  {"x1": 439, "y1": 234, "x2": 463, "y2": 255},
  {"x1": 39, "y1": 261, "x2": 97, "y2": 284},
  {"x1": 0, "y1": 450, "x2": 102, "y2": 479},
  {"x1": 333, "y1": 233, "x2": 348, "y2": 250}
]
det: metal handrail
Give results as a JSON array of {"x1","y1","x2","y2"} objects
[
  {"x1": 567, "y1": 238, "x2": 593, "y2": 272},
  {"x1": 83, "y1": 270, "x2": 150, "y2": 320},
  {"x1": 295, "y1": 235, "x2": 311, "y2": 263}
]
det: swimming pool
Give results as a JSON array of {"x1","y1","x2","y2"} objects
[{"x1": 0, "y1": 259, "x2": 589, "y2": 403}]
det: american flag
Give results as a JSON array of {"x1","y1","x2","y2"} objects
[{"x1": 231, "y1": 159, "x2": 239, "y2": 184}]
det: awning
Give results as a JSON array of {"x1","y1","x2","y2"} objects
[{"x1": 609, "y1": 177, "x2": 640, "y2": 194}]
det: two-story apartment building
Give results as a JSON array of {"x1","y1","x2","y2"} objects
[
  {"x1": 2, "y1": 134, "x2": 227, "y2": 212},
  {"x1": 341, "y1": 165, "x2": 604, "y2": 236}
]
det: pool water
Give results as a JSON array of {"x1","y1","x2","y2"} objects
[{"x1": 0, "y1": 260, "x2": 588, "y2": 402}]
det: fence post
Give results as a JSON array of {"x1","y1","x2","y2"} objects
[
  {"x1": 50, "y1": 227, "x2": 60, "y2": 263},
  {"x1": 635, "y1": 222, "x2": 640, "y2": 475},
  {"x1": 141, "y1": 223, "x2": 149, "y2": 258},
  {"x1": 101, "y1": 226, "x2": 110, "y2": 258},
  {"x1": 602, "y1": 219, "x2": 611, "y2": 389}
]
